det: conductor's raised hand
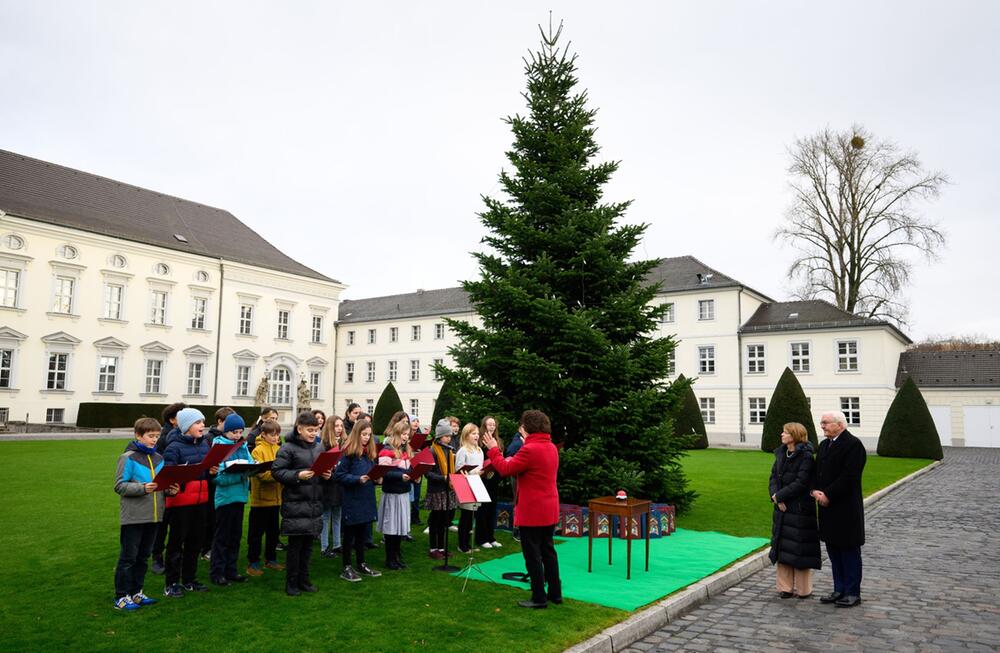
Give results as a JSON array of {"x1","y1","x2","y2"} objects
[{"x1": 482, "y1": 433, "x2": 498, "y2": 450}]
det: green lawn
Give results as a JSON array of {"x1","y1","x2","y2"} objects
[
  {"x1": 676, "y1": 448, "x2": 933, "y2": 538},
  {"x1": 0, "y1": 440, "x2": 931, "y2": 651}
]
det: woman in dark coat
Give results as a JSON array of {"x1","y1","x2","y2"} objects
[
  {"x1": 768, "y1": 422, "x2": 821, "y2": 599},
  {"x1": 332, "y1": 419, "x2": 381, "y2": 581},
  {"x1": 272, "y1": 412, "x2": 328, "y2": 596}
]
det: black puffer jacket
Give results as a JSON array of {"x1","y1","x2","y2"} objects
[
  {"x1": 768, "y1": 442, "x2": 821, "y2": 570},
  {"x1": 320, "y1": 444, "x2": 343, "y2": 509},
  {"x1": 272, "y1": 431, "x2": 324, "y2": 537}
]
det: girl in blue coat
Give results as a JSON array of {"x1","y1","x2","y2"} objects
[{"x1": 333, "y1": 419, "x2": 381, "y2": 582}]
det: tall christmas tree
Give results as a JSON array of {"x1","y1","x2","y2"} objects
[{"x1": 441, "y1": 21, "x2": 694, "y2": 512}]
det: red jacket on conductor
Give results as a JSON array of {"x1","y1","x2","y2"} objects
[{"x1": 486, "y1": 432, "x2": 559, "y2": 527}]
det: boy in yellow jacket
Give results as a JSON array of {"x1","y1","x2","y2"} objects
[{"x1": 246, "y1": 421, "x2": 284, "y2": 576}]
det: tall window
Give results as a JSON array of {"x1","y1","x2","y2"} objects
[
  {"x1": 347, "y1": 330, "x2": 356, "y2": 345},
  {"x1": 837, "y1": 340, "x2": 859, "y2": 371},
  {"x1": 366, "y1": 399, "x2": 375, "y2": 415},
  {"x1": 388, "y1": 360, "x2": 398, "y2": 382},
  {"x1": 46, "y1": 353, "x2": 68, "y2": 390},
  {"x1": 790, "y1": 342, "x2": 811, "y2": 373},
  {"x1": 277, "y1": 310, "x2": 290, "y2": 339},
  {"x1": 103, "y1": 283, "x2": 124, "y2": 320},
  {"x1": 239, "y1": 304, "x2": 254, "y2": 335},
  {"x1": 145, "y1": 359, "x2": 163, "y2": 394},
  {"x1": 840, "y1": 397, "x2": 861, "y2": 426},
  {"x1": 411, "y1": 325, "x2": 421, "y2": 341},
  {"x1": 410, "y1": 398, "x2": 419, "y2": 417},
  {"x1": 434, "y1": 323, "x2": 445, "y2": 340},
  {"x1": 0, "y1": 349, "x2": 13, "y2": 388},
  {"x1": 700, "y1": 397, "x2": 716, "y2": 424},
  {"x1": 698, "y1": 299, "x2": 715, "y2": 321},
  {"x1": 311, "y1": 315, "x2": 323, "y2": 343},
  {"x1": 698, "y1": 346, "x2": 716, "y2": 374},
  {"x1": 746, "y1": 344, "x2": 765, "y2": 374},
  {"x1": 389, "y1": 327, "x2": 399, "y2": 343},
  {"x1": 309, "y1": 371, "x2": 321, "y2": 400},
  {"x1": 186, "y1": 362, "x2": 204, "y2": 395},
  {"x1": 150, "y1": 290, "x2": 168, "y2": 325},
  {"x1": 660, "y1": 302, "x2": 675, "y2": 323},
  {"x1": 191, "y1": 297, "x2": 207, "y2": 329},
  {"x1": 409, "y1": 359, "x2": 420, "y2": 382},
  {"x1": 749, "y1": 397, "x2": 767, "y2": 424},
  {"x1": 0, "y1": 269, "x2": 18, "y2": 308},
  {"x1": 345, "y1": 362, "x2": 355, "y2": 383},
  {"x1": 366, "y1": 361, "x2": 376, "y2": 383},
  {"x1": 432, "y1": 358, "x2": 444, "y2": 381},
  {"x1": 367, "y1": 328, "x2": 376, "y2": 344},
  {"x1": 267, "y1": 367, "x2": 292, "y2": 405},
  {"x1": 97, "y1": 355, "x2": 118, "y2": 392},
  {"x1": 235, "y1": 365, "x2": 251, "y2": 397},
  {"x1": 666, "y1": 349, "x2": 676, "y2": 376},
  {"x1": 53, "y1": 276, "x2": 75, "y2": 314}
]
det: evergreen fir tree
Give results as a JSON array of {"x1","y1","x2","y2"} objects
[
  {"x1": 440, "y1": 21, "x2": 694, "y2": 511},
  {"x1": 672, "y1": 375, "x2": 708, "y2": 449},
  {"x1": 877, "y1": 377, "x2": 944, "y2": 460},
  {"x1": 371, "y1": 382, "x2": 404, "y2": 435},
  {"x1": 430, "y1": 376, "x2": 460, "y2": 429},
  {"x1": 760, "y1": 367, "x2": 819, "y2": 451}
]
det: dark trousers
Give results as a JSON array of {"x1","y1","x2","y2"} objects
[
  {"x1": 342, "y1": 522, "x2": 368, "y2": 567},
  {"x1": 202, "y1": 487, "x2": 216, "y2": 554},
  {"x1": 285, "y1": 534, "x2": 314, "y2": 588},
  {"x1": 152, "y1": 508, "x2": 171, "y2": 560},
  {"x1": 210, "y1": 502, "x2": 244, "y2": 580},
  {"x1": 247, "y1": 505, "x2": 280, "y2": 564},
  {"x1": 411, "y1": 479, "x2": 422, "y2": 524},
  {"x1": 475, "y1": 501, "x2": 497, "y2": 545},
  {"x1": 458, "y1": 508, "x2": 475, "y2": 550},
  {"x1": 826, "y1": 543, "x2": 863, "y2": 596},
  {"x1": 165, "y1": 504, "x2": 206, "y2": 586},
  {"x1": 519, "y1": 525, "x2": 562, "y2": 604},
  {"x1": 384, "y1": 534, "x2": 402, "y2": 565},
  {"x1": 428, "y1": 509, "x2": 449, "y2": 550},
  {"x1": 114, "y1": 522, "x2": 158, "y2": 598}
]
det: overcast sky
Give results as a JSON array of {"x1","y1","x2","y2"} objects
[{"x1": 2, "y1": 1, "x2": 997, "y2": 340}]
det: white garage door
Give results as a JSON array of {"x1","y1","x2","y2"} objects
[
  {"x1": 928, "y1": 406, "x2": 952, "y2": 447},
  {"x1": 964, "y1": 406, "x2": 1000, "y2": 448}
]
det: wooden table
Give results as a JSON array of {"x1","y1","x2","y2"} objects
[{"x1": 587, "y1": 496, "x2": 651, "y2": 580}]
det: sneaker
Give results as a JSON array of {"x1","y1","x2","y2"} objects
[
  {"x1": 491, "y1": 541, "x2": 502, "y2": 548},
  {"x1": 358, "y1": 563, "x2": 382, "y2": 578},
  {"x1": 299, "y1": 582, "x2": 318, "y2": 592},
  {"x1": 151, "y1": 557, "x2": 165, "y2": 575},
  {"x1": 331, "y1": 546, "x2": 342, "y2": 555},
  {"x1": 449, "y1": 525, "x2": 459, "y2": 532},
  {"x1": 132, "y1": 590, "x2": 157, "y2": 606},
  {"x1": 321, "y1": 548, "x2": 336, "y2": 559},
  {"x1": 480, "y1": 542, "x2": 494, "y2": 549},
  {"x1": 276, "y1": 541, "x2": 286, "y2": 552},
  {"x1": 265, "y1": 561, "x2": 285, "y2": 571},
  {"x1": 246, "y1": 564, "x2": 264, "y2": 577},
  {"x1": 182, "y1": 581, "x2": 209, "y2": 592},
  {"x1": 163, "y1": 583, "x2": 185, "y2": 598},
  {"x1": 200, "y1": 552, "x2": 211, "y2": 562},
  {"x1": 114, "y1": 595, "x2": 141, "y2": 611},
  {"x1": 429, "y1": 550, "x2": 444, "y2": 560},
  {"x1": 210, "y1": 577, "x2": 230, "y2": 587},
  {"x1": 340, "y1": 566, "x2": 362, "y2": 582},
  {"x1": 286, "y1": 583, "x2": 301, "y2": 596},
  {"x1": 422, "y1": 527, "x2": 430, "y2": 535}
]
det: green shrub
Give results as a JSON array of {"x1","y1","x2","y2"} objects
[
  {"x1": 760, "y1": 367, "x2": 818, "y2": 451},
  {"x1": 672, "y1": 374, "x2": 708, "y2": 449},
  {"x1": 877, "y1": 377, "x2": 944, "y2": 460},
  {"x1": 371, "y1": 383, "x2": 404, "y2": 434},
  {"x1": 76, "y1": 402, "x2": 259, "y2": 429}
]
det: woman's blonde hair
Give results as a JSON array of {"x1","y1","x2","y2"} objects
[
  {"x1": 384, "y1": 419, "x2": 412, "y2": 459},
  {"x1": 321, "y1": 416, "x2": 344, "y2": 450},
  {"x1": 459, "y1": 423, "x2": 480, "y2": 452},
  {"x1": 783, "y1": 422, "x2": 809, "y2": 444},
  {"x1": 343, "y1": 419, "x2": 377, "y2": 460}
]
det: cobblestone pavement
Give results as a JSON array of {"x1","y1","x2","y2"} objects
[{"x1": 620, "y1": 448, "x2": 1000, "y2": 653}]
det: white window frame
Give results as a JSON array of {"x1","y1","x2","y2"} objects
[
  {"x1": 367, "y1": 328, "x2": 376, "y2": 345},
  {"x1": 347, "y1": 330, "x2": 356, "y2": 346},
  {"x1": 700, "y1": 397, "x2": 716, "y2": 424},
  {"x1": 409, "y1": 359, "x2": 420, "y2": 382},
  {"x1": 0, "y1": 348, "x2": 14, "y2": 389},
  {"x1": 149, "y1": 289, "x2": 169, "y2": 326},
  {"x1": 434, "y1": 323, "x2": 445, "y2": 340},
  {"x1": 365, "y1": 399, "x2": 375, "y2": 415},
  {"x1": 840, "y1": 396, "x2": 861, "y2": 427},
  {"x1": 235, "y1": 364, "x2": 251, "y2": 397},
  {"x1": 410, "y1": 398, "x2": 419, "y2": 417},
  {"x1": 366, "y1": 361, "x2": 376, "y2": 383},
  {"x1": 432, "y1": 358, "x2": 444, "y2": 382},
  {"x1": 97, "y1": 354, "x2": 119, "y2": 392},
  {"x1": 698, "y1": 345, "x2": 716, "y2": 375},
  {"x1": 749, "y1": 397, "x2": 767, "y2": 424},
  {"x1": 186, "y1": 361, "x2": 204, "y2": 396},
  {"x1": 666, "y1": 349, "x2": 676, "y2": 377},
  {"x1": 345, "y1": 361, "x2": 355, "y2": 383},
  {"x1": 309, "y1": 371, "x2": 321, "y2": 400},
  {"x1": 746, "y1": 344, "x2": 766, "y2": 375},
  {"x1": 1, "y1": 268, "x2": 21, "y2": 309},
  {"x1": 660, "y1": 302, "x2": 675, "y2": 324},
  {"x1": 388, "y1": 360, "x2": 398, "y2": 382},
  {"x1": 145, "y1": 359, "x2": 164, "y2": 394},
  {"x1": 411, "y1": 325, "x2": 421, "y2": 341},
  {"x1": 836, "y1": 339, "x2": 860, "y2": 373},
  {"x1": 52, "y1": 275, "x2": 76, "y2": 314},
  {"x1": 698, "y1": 299, "x2": 715, "y2": 321},
  {"x1": 47, "y1": 352, "x2": 70, "y2": 390},
  {"x1": 102, "y1": 282, "x2": 125, "y2": 321},
  {"x1": 46, "y1": 407, "x2": 65, "y2": 423},
  {"x1": 311, "y1": 315, "x2": 324, "y2": 344},
  {"x1": 276, "y1": 309, "x2": 290, "y2": 340},
  {"x1": 238, "y1": 303, "x2": 255, "y2": 336},
  {"x1": 191, "y1": 296, "x2": 208, "y2": 330},
  {"x1": 790, "y1": 341, "x2": 811, "y2": 373},
  {"x1": 267, "y1": 366, "x2": 292, "y2": 406},
  {"x1": 389, "y1": 326, "x2": 399, "y2": 343}
]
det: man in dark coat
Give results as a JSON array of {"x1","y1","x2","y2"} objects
[{"x1": 811, "y1": 411, "x2": 867, "y2": 608}]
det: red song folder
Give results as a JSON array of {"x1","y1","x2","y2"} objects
[
  {"x1": 310, "y1": 448, "x2": 342, "y2": 475},
  {"x1": 153, "y1": 464, "x2": 204, "y2": 492},
  {"x1": 406, "y1": 461, "x2": 436, "y2": 481},
  {"x1": 458, "y1": 463, "x2": 480, "y2": 473},
  {"x1": 451, "y1": 473, "x2": 492, "y2": 504},
  {"x1": 365, "y1": 463, "x2": 400, "y2": 481},
  {"x1": 409, "y1": 432, "x2": 427, "y2": 450},
  {"x1": 200, "y1": 442, "x2": 243, "y2": 470}
]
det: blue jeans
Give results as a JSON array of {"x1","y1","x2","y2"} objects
[{"x1": 320, "y1": 505, "x2": 341, "y2": 550}]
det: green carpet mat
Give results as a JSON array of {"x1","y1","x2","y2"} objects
[{"x1": 453, "y1": 528, "x2": 768, "y2": 611}]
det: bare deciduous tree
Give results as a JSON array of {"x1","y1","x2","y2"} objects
[{"x1": 777, "y1": 125, "x2": 947, "y2": 325}]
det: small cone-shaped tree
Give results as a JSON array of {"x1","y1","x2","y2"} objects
[
  {"x1": 761, "y1": 367, "x2": 819, "y2": 451},
  {"x1": 672, "y1": 375, "x2": 708, "y2": 449},
  {"x1": 877, "y1": 377, "x2": 944, "y2": 460},
  {"x1": 430, "y1": 377, "x2": 459, "y2": 430},
  {"x1": 371, "y1": 382, "x2": 404, "y2": 435}
]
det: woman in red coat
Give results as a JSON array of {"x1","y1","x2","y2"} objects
[{"x1": 483, "y1": 409, "x2": 562, "y2": 608}]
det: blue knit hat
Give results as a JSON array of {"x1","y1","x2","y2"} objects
[
  {"x1": 177, "y1": 407, "x2": 205, "y2": 435},
  {"x1": 223, "y1": 413, "x2": 246, "y2": 435}
]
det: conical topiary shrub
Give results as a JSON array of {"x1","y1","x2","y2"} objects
[
  {"x1": 760, "y1": 367, "x2": 818, "y2": 451},
  {"x1": 877, "y1": 377, "x2": 944, "y2": 460},
  {"x1": 430, "y1": 377, "x2": 459, "y2": 430},
  {"x1": 672, "y1": 374, "x2": 708, "y2": 449},
  {"x1": 371, "y1": 382, "x2": 404, "y2": 435}
]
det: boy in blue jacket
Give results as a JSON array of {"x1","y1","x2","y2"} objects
[
  {"x1": 209, "y1": 413, "x2": 253, "y2": 585},
  {"x1": 114, "y1": 417, "x2": 178, "y2": 610}
]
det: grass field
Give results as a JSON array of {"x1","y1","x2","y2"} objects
[{"x1": 0, "y1": 441, "x2": 931, "y2": 651}]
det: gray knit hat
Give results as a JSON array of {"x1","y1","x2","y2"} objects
[{"x1": 434, "y1": 418, "x2": 452, "y2": 437}]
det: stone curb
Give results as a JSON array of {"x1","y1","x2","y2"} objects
[{"x1": 563, "y1": 459, "x2": 942, "y2": 653}]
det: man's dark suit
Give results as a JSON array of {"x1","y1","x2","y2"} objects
[{"x1": 814, "y1": 428, "x2": 867, "y2": 599}]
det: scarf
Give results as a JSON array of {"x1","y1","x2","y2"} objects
[{"x1": 431, "y1": 442, "x2": 454, "y2": 475}]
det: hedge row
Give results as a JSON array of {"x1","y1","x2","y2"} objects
[{"x1": 77, "y1": 402, "x2": 261, "y2": 428}]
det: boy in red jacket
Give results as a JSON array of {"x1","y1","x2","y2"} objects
[{"x1": 483, "y1": 409, "x2": 562, "y2": 609}]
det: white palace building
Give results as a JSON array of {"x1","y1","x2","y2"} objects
[{"x1": 3, "y1": 149, "x2": 997, "y2": 446}]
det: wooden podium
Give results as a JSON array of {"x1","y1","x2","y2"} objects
[{"x1": 587, "y1": 496, "x2": 651, "y2": 580}]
